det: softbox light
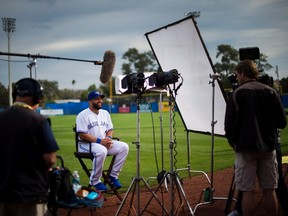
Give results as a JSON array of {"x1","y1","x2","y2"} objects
[{"x1": 145, "y1": 16, "x2": 227, "y2": 135}]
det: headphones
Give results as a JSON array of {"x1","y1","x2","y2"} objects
[{"x1": 12, "y1": 78, "x2": 43, "y2": 104}]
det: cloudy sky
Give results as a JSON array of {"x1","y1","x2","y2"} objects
[{"x1": 0, "y1": 0, "x2": 287, "y2": 90}]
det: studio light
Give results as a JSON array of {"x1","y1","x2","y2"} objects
[
  {"x1": 121, "y1": 72, "x2": 145, "y2": 94},
  {"x1": 149, "y1": 69, "x2": 179, "y2": 88}
]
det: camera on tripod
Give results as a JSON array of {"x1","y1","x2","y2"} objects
[{"x1": 228, "y1": 73, "x2": 274, "y2": 87}]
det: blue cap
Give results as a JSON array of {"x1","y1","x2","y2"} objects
[{"x1": 87, "y1": 91, "x2": 105, "y2": 101}]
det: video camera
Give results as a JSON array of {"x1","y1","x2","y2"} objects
[{"x1": 228, "y1": 73, "x2": 274, "y2": 87}]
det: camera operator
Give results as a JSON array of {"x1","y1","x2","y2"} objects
[{"x1": 225, "y1": 60, "x2": 287, "y2": 216}]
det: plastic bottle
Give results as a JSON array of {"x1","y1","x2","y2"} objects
[{"x1": 72, "y1": 170, "x2": 81, "y2": 193}]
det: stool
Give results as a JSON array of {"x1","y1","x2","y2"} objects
[{"x1": 73, "y1": 125, "x2": 122, "y2": 201}]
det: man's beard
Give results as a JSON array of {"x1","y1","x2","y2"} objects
[{"x1": 92, "y1": 101, "x2": 102, "y2": 110}]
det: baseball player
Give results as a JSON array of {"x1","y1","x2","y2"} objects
[{"x1": 76, "y1": 91, "x2": 129, "y2": 191}]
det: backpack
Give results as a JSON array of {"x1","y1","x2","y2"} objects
[
  {"x1": 48, "y1": 165, "x2": 104, "y2": 211},
  {"x1": 49, "y1": 167, "x2": 75, "y2": 203}
]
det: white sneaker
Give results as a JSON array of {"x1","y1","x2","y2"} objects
[{"x1": 227, "y1": 210, "x2": 241, "y2": 216}]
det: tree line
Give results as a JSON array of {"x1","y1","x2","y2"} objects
[{"x1": 0, "y1": 45, "x2": 287, "y2": 108}]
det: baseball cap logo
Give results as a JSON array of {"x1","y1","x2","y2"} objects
[{"x1": 87, "y1": 91, "x2": 105, "y2": 101}]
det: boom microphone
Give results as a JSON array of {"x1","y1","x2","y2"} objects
[
  {"x1": 0, "y1": 50, "x2": 116, "y2": 84},
  {"x1": 100, "y1": 50, "x2": 116, "y2": 84}
]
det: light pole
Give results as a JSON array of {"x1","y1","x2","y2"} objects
[{"x1": 2, "y1": 17, "x2": 16, "y2": 106}]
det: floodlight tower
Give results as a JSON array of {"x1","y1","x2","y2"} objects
[{"x1": 2, "y1": 17, "x2": 16, "y2": 106}]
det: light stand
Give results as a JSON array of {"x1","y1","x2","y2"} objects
[
  {"x1": 193, "y1": 74, "x2": 228, "y2": 213},
  {"x1": 159, "y1": 91, "x2": 164, "y2": 174},
  {"x1": 209, "y1": 73, "x2": 217, "y2": 202},
  {"x1": 115, "y1": 91, "x2": 169, "y2": 216},
  {"x1": 142, "y1": 87, "x2": 194, "y2": 216}
]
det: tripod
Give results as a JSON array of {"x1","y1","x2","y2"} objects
[
  {"x1": 115, "y1": 93, "x2": 169, "y2": 216},
  {"x1": 193, "y1": 74, "x2": 229, "y2": 212},
  {"x1": 142, "y1": 88, "x2": 194, "y2": 215}
]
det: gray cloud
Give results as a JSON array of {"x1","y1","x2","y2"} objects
[{"x1": 0, "y1": 0, "x2": 287, "y2": 89}]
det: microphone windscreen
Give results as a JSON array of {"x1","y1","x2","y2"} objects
[{"x1": 100, "y1": 50, "x2": 116, "y2": 84}]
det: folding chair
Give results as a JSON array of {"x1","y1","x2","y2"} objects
[{"x1": 73, "y1": 125, "x2": 122, "y2": 201}]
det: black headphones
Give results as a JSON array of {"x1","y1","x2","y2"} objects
[{"x1": 12, "y1": 78, "x2": 43, "y2": 104}]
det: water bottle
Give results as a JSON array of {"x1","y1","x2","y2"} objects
[{"x1": 72, "y1": 170, "x2": 81, "y2": 193}]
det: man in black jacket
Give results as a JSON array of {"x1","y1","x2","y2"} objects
[
  {"x1": 225, "y1": 60, "x2": 287, "y2": 216},
  {"x1": 0, "y1": 78, "x2": 59, "y2": 216}
]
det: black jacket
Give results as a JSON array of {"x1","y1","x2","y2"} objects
[{"x1": 225, "y1": 80, "x2": 287, "y2": 152}]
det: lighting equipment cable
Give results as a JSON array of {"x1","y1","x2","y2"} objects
[
  {"x1": 142, "y1": 86, "x2": 170, "y2": 211},
  {"x1": 144, "y1": 97, "x2": 160, "y2": 175},
  {"x1": 144, "y1": 96, "x2": 168, "y2": 208}
]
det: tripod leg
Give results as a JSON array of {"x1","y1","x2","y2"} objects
[
  {"x1": 115, "y1": 178, "x2": 137, "y2": 216},
  {"x1": 140, "y1": 174, "x2": 171, "y2": 215},
  {"x1": 142, "y1": 172, "x2": 194, "y2": 216},
  {"x1": 172, "y1": 173, "x2": 194, "y2": 215},
  {"x1": 116, "y1": 177, "x2": 168, "y2": 216},
  {"x1": 140, "y1": 178, "x2": 169, "y2": 215},
  {"x1": 224, "y1": 172, "x2": 235, "y2": 214}
]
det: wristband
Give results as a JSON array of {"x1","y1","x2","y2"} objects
[
  {"x1": 96, "y1": 138, "x2": 102, "y2": 144},
  {"x1": 107, "y1": 136, "x2": 112, "y2": 139}
]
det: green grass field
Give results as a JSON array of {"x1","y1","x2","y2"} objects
[{"x1": 49, "y1": 111, "x2": 288, "y2": 191}]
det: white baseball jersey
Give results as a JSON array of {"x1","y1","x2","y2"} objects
[
  {"x1": 76, "y1": 108, "x2": 113, "y2": 140},
  {"x1": 76, "y1": 107, "x2": 129, "y2": 185}
]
